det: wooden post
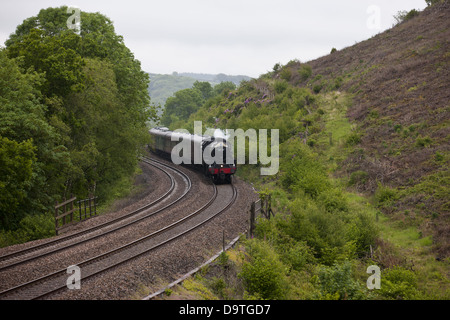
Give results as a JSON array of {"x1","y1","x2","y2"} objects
[
  {"x1": 248, "y1": 202, "x2": 255, "y2": 238},
  {"x1": 69, "y1": 194, "x2": 74, "y2": 224},
  {"x1": 62, "y1": 197, "x2": 66, "y2": 226},
  {"x1": 222, "y1": 229, "x2": 225, "y2": 253},
  {"x1": 89, "y1": 195, "x2": 92, "y2": 217},
  {"x1": 55, "y1": 200, "x2": 59, "y2": 236}
]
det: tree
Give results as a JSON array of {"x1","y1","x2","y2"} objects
[
  {"x1": 1, "y1": 7, "x2": 154, "y2": 236},
  {"x1": 193, "y1": 81, "x2": 213, "y2": 100},
  {"x1": 0, "y1": 137, "x2": 36, "y2": 227},
  {"x1": 161, "y1": 88, "x2": 204, "y2": 126},
  {"x1": 0, "y1": 49, "x2": 70, "y2": 228}
]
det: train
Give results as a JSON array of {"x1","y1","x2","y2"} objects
[{"x1": 148, "y1": 127, "x2": 236, "y2": 184}]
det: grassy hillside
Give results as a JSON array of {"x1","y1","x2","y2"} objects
[
  {"x1": 297, "y1": 4, "x2": 450, "y2": 259},
  {"x1": 165, "y1": 3, "x2": 449, "y2": 300}
]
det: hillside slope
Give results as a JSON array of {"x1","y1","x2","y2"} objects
[
  {"x1": 168, "y1": 3, "x2": 449, "y2": 300},
  {"x1": 270, "y1": 3, "x2": 449, "y2": 258},
  {"x1": 316, "y1": 4, "x2": 449, "y2": 256}
]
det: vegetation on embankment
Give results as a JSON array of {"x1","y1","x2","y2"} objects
[{"x1": 158, "y1": 2, "x2": 449, "y2": 300}]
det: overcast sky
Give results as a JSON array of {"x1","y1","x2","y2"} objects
[{"x1": 0, "y1": 0, "x2": 427, "y2": 78}]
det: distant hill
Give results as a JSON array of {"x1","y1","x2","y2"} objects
[
  {"x1": 148, "y1": 72, "x2": 251, "y2": 112},
  {"x1": 147, "y1": 72, "x2": 252, "y2": 113},
  {"x1": 176, "y1": 72, "x2": 252, "y2": 85}
]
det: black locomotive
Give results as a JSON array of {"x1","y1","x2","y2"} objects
[{"x1": 149, "y1": 127, "x2": 236, "y2": 183}]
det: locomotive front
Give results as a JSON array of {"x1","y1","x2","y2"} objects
[
  {"x1": 203, "y1": 137, "x2": 236, "y2": 184},
  {"x1": 148, "y1": 127, "x2": 236, "y2": 184}
]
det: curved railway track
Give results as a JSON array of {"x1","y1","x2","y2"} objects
[
  {"x1": 0, "y1": 157, "x2": 188, "y2": 272},
  {"x1": 0, "y1": 156, "x2": 237, "y2": 300}
]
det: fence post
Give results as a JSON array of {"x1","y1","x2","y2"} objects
[
  {"x1": 70, "y1": 194, "x2": 74, "y2": 224},
  {"x1": 248, "y1": 202, "x2": 255, "y2": 238},
  {"x1": 55, "y1": 200, "x2": 59, "y2": 236},
  {"x1": 89, "y1": 195, "x2": 92, "y2": 217}
]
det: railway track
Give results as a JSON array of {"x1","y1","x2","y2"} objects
[
  {"x1": 0, "y1": 158, "x2": 188, "y2": 272},
  {"x1": 0, "y1": 156, "x2": 237, "y2": 300}
]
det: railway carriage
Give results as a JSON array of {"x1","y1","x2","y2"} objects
[{"x1": 149, "y1": 127, "x2": 236, "y2": 184}]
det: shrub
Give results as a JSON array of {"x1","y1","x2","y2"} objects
[
  {"x1": 374, "y1": 183, "x2": 399, "y2": 208},
  {"x1": 313, "y1": 83, "x2": 323, "y2": 94},
  {"x1": 274, "y1": 80, "x2": 288, "y2": 94},
  {"x1": 318, "y1": 188, "x2": 349, "y2": 213},
  {"x1": 239, "y1": 239, "x2": 289, "y2": 299},
  {"x1": 318, "y1": 261, "x2": 365, "y2": 300},
  {"x1": 280, "y1": 68, "x2": 292, "y2": 81},
  {"x1": 346, "y1": 131, "x2": 361, "y2": 146},
  {"x1": 415, "y1": 135, "x2": 432, "y2": 148},
  {"x1": 282, "y1": 241, "x2": 315, "y2": 271},
  {"x1": 380, "y1": 266, "x2": 421, "y2": 299},
  {"x1": 349, "y1": 170, "x2": 369, "y2": 187},
  {"x1": 299, "y1": 64, "x2": 312, "y2": 81}
]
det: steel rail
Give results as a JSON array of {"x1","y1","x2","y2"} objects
[{"x1": 0, "y1": 158, "x2": 188, "y2": 272}]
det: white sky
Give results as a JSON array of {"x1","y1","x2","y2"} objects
[{"x1": 0, "y1": 0, "x2": 427, "y2": 78}]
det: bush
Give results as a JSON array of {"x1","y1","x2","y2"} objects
[
  {"x1": 239, "y1": 239, "x2": 289, "y2": 299},
  {"x1": 280, "y1": 68, "x2": 292, "y2": 81},
  {"x1": 299, "y1": 64, "x2": 312, "y2": 81},
  {"x1": 0, "y1": 213, "x2": 54, "y2": 247},
  {"x1": 415, "y1": 135, "x2": 432, "y2": 148},
  {"x1": 318, "y1": 261, "x2": 365, "y2": 300},
  {"x1": 380, "y1": 266, "x2": 421, "y2": 299},
  {"x1": 274, "y1": 80, "x2": 288, "y2": 94},
  {"x1": 349, "y1": 170, "x2": 369, "y2": 187},
  {"x1": 375, "y1": 183, "x2": 399, "y2": 208},
  {"x1": 346, "y1": 131, "x2": 361, "y2": 146},
  {"x1": 313, "y1": 83, "x2": 323, "y2": 94}
]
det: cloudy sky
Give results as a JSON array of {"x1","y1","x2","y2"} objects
[{"x1": 0, "y1": 0, "x2": 427, "y2": 78}]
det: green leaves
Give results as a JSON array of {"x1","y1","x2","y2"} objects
[
  {"x1": 0, "y1": 137, "x2": 36, "y2": 225},
  {"x1": 0, "y1": 7, "x2": 153, "y2": 240}
]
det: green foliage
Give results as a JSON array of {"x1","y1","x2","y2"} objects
[
  {"x1": 0, "y1": 137, "x2": 36, "y2": 226},
  {"x1": 274, "y1": 80, "x2": 288, "y2": 94},
  {"x1": 375, "y1": 183, "x2": 399, "y2": 208},
  {"x1": 349, "y1": 170, "x2": 369, "y2": 187},
  {"x1": 318, "y1": 261, "x2": 365, "y2": 299},
  {"x1": 0, "y1": 6, "x2": 153, "y2": 243},
  {"x1": 239, "y1": 239, "x2": 289, "y2": 299},
  {"x1": 415, "y1": 135, "x2": 433, "y2": 148},
  {"x1": 161, "y1": 87, "x2": 204, "y2": 126},
  {"x1": 280, "y1": 68, "x2": 292, "y2": 81},
  {"x1": 346, "y1": 131, "x2": 362, "y2": 146},
  {"x1": 299, "y1": 64, "x2": 312, "y2": 81},
  {"x1": 281, "y1": 143, "x2": 330, "y2": 198},
  {"x1": 0, "y1": 212, "x2": 54, "y2": 246},
  {"x1": 379, "y1": 266, "x2": 421, "y2": 299},
  {"x1": 394, "y1": 9, "x2": 420, "y2": 25}
]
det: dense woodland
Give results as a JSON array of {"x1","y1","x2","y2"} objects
[{"x1": 0, "y1": 7, "x2": 156, "y2": 244}]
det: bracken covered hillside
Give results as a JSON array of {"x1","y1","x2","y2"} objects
[{"x1": 275, "y1": 3, "x2": 449, "y2": 258}]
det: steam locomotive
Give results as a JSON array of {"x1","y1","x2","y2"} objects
[{"x1": 149, "y1": 127, "x2": 236, "y2": 184}]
